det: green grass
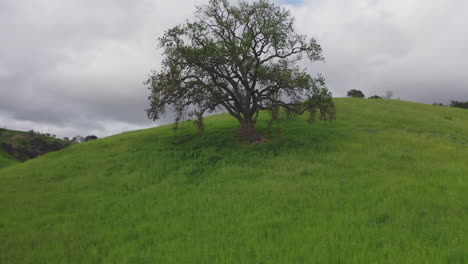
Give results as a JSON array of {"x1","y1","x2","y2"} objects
[
  {"x1": 0, "y1": 149, "x2": 19, "y2": 169},
  {"x1": 0, "y1": 98, "x2": 467, "y2": 263}
]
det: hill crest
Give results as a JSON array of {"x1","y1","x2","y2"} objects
[{"x1": 0, "y1": 98, "x2": 466, "y2": 263}]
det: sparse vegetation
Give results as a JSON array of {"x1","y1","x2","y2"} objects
[
  {"x1": 384, "y1": 90, "x2": 394, "y2": 99},
  {"x1": 1, "y1": 98, "x2": 467, "y2": 263}
]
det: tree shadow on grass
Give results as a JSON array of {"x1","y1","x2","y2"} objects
[{"x1": 159, "y1": 120, "x2": 340, "y2": 186}]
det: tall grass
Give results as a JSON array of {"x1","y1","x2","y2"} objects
[
  {"x1": 0, "y1": 149, "x2": 18, "y2": 169},
  {"x1": 0, "y1": 98, "x2": 467, "y2": 263}
]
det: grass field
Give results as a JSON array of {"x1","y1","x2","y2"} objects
[{"x1": 0, "y1": 98, "x2": 467, "y2": 263}]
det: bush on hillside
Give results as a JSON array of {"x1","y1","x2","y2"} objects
[
  {"x1": 85, "y1": 135, "x2": 98, "y2": 142},
  {"x1": 369, "y1": 95, "x2": 382, "y2": 99},
  {"x1": 347, "y1": 89, "x2": 365, "y2": 98},
  {"x1": 450, "y1": 100, "x2": 468, "y2": 109}
]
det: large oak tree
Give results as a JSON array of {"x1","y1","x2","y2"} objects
[{"x1": 146, "y1": 0, "x2": 335, "y2": 142}]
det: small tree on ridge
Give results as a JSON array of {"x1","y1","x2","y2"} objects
[{"x1": 347, "y1": 89, "x2": 365, "y2": 98}]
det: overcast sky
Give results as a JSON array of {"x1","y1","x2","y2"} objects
[{"x1": 0, "y1": 0, "x2": 467, "y2": 138}]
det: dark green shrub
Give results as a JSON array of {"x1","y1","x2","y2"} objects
[
  {"x1": 450, "y1": 100, "x2": 468, "y2": 109},
  {"x1": 347, "y1": 89, "x2": 365, "y2": 98}
]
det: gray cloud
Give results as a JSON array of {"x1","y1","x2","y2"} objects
[
  {"x1": 293, "y1": 0, "x2": 468, "y2": 101},
  {"x1": 0, "y1": 0, "x2": 467, "y2": 137}
]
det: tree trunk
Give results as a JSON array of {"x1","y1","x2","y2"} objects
[{"x1": 239, "y1": 119, "x2": 262, "y2": 143}]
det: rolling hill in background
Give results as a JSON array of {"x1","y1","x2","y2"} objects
[
  {"x1": 0, "y1": 128, "x2": 71, "y2": 169},
  {"x1": 0, "y1": 98, "x2": 467, "y2": 263}
]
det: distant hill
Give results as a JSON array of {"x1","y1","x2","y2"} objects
[
  {"x1": 0, "y1": 128, "x2": 72, "y2": 168},
  {"x1": 0, "y1": 98, "x2": 467, "y2": 263}
]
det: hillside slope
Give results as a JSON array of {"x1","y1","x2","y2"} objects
[
  {"x1": 0, "y1": 129, "x2": 22, "y2": 168},
  {"x1": 0, "y1": 98, "x2": 467, "y2": 263},
  {"x1": 0, "y1": 148, "x2": 19, "y2": 168},
  {"x1": 0, "y1": 128, "x2": 71, "y2": 169}
]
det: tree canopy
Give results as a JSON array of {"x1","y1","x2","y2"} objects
[
  {"x1": 347, "y1": 89, "x2": 365, "y2": 98},
  {"x1": 146, "y1": 0, "x2": 335, "y2": 142}
]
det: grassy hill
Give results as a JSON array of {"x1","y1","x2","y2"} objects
[
  {"x1": 0, "y1": 148, "x2": 19, "y2": 169},
  {"x1": 0, "y1": 129, "x2": 22, "y2": 168},
  {"x1": 0, "y1": 98, "x2": 467, "y2": 263},
  {"x1": 0, "y1": 128, "x2": 71, "y2": 169}
]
